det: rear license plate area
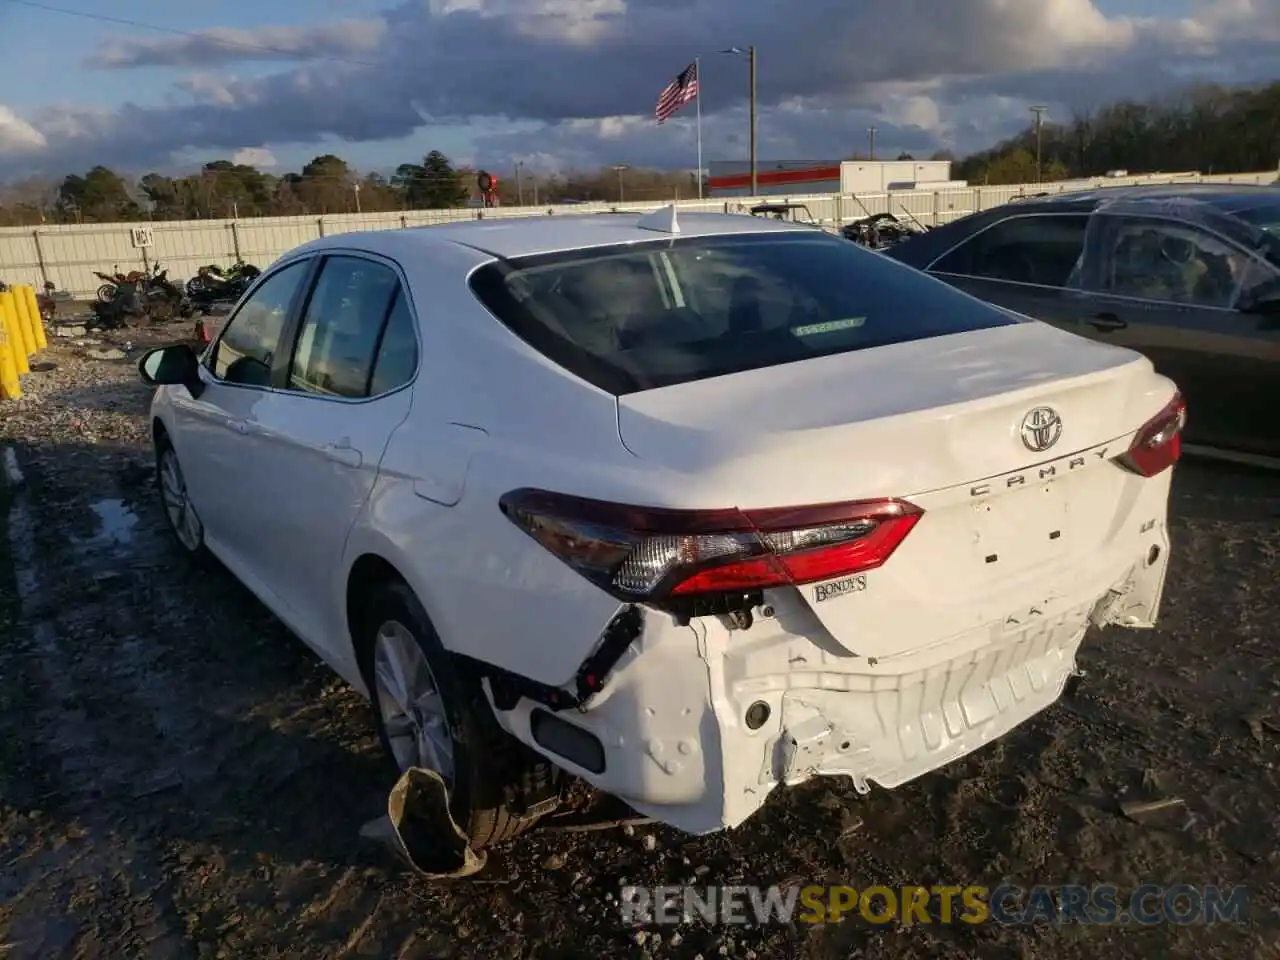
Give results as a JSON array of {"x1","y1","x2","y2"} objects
[{"x1": 972, "y1": 480, "x2": 1069, "y2": 569}]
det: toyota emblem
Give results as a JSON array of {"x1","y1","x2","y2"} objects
[{"x1": 1020, "y1": 407, "x2": 1062, "y2": 453}]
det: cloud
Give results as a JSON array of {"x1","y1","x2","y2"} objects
[
  {"x1": 0, "y1": 106, "x2": 47, "y2": 155},
  {"x1": 4, "y1": 0, "x2": 1280, "y2": 177},
  {"x1": 87, "y1": 20, "x2": 388, "y2": 69},
  {"x1": 231, "y1": 147, "x2": 278, "y2": 168}
]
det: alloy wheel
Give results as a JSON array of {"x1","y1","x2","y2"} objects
[
  {"x1": 158, "y1": 447, "x2": 203, "y2": 552},
  {"x1": 372, "y1": 620, "x2": 456, "y2": 784}
]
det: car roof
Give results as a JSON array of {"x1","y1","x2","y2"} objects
[
  {"x1": 1009, "y1": 182, "x2": 1280, "y2": 214},
  {"x1": 291, "y1": 210, "x2": 816, "y2": 262},
  {"x1": 885, "y1": 182, "x2": 1280, "y2": 269}
]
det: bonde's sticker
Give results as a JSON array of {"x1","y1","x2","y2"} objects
[{"x1": 813, "y1": 574, "x2": 866, "y2": 603}]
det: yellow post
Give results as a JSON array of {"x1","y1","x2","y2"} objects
[
  {"x1": 20, "y1": 284, "x2": 47, "y2": 350},
  {"x1": 0, "y1": 292, "x2": 29, "y2": 375},
  {"x1": 0, "y1": 312, "x2": 20, "y2": 400},
  {"x1": 12, "y1": 284, "x2": 38, "y2": 357}
]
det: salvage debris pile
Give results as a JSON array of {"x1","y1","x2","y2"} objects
[{"x1": 0, "y1": 282, "x2": 50, "y2": 400}]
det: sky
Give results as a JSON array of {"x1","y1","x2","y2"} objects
[{"x1": 0, "y1": 0, "x2": 1277, "y2": 182}]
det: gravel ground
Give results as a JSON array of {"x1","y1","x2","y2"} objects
[{"x1": 2, "y1": 317, "x2": 1280, "y2": 959}]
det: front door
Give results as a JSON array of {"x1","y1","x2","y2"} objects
[{"x1": 173, "y1": 257, "x2": 315, "y2": 579}]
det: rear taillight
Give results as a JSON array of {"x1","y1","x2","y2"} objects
[
  {"x1": 499, "y1": 489, "x2": 922, "y2": 616},
  {"x1": 1116, "y1": 391, "x2": 1186, "y2": 477}
]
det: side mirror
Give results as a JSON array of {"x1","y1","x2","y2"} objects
[{"x1": 138, "y1": 344, "x2": 204, "y2": 398}]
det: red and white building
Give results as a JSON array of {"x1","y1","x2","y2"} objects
[{"x1": 707, "y1": 159, "x2": 964, "y2": 197}]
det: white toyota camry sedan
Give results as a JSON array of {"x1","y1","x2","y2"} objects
[{"x1": 138, "y1": 206, "x2": 1184, "y2": 848}]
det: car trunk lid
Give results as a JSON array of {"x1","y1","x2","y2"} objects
[{"x1": 615, "y1": 321, "x2": 1165, "y2": 657}]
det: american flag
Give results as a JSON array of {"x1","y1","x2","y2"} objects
[{"x1": 655, "y1": 62, "x2": 698, "y2": 124}]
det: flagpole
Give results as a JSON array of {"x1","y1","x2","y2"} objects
[{"x1": 695, "y1": 56, "x2": 704, "y2": 199}]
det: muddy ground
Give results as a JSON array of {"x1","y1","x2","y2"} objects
[{"x1": 1, "y1": 317, "x2": 1279, "y2": 959}]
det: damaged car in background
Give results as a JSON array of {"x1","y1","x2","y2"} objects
[
  {"x1": 135, "y1": 205, "x2": 1185, "y2": 868},
  {"x1": 885, "y1": 184, "x2": 1280, "y2": 463}
]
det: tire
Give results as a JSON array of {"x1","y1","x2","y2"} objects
[
  {"x1": 357, "y1": 580, "x2": 557, "y2": 849},
  {"x1": 97, "y1": 283, "x2": 116, "y2": 304},
  {"x1": 155, "y1": 434, "x2": 207, "y2": 557}
]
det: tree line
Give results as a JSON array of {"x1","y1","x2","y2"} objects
[
  {"x1": 0, "y1": 79, "x2": 1277, "y2": 227},
  {"x1": 0, "y1": 149, "x2": 707, "y2": 226},
  {"x1": 953, "y1": 80, "x2": 1280, "y2": 186}
]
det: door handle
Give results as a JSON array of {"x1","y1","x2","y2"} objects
[
  {"x1": 323, "y1": 439, "x2": 362, "y2": 468},
  {"x1": 1088, "y1": 313, "x2": 1127, "y2": 332}
]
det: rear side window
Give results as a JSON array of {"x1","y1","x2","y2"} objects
[
  {"x1": 289, "y1": 256, "x2": 402, "y2": 398},
  {"x1": 930, "y1": 214, "x2": 1088, "y2": 287},
  {"x1": 468, "y1": 232, "x2": 1015, "y2": 394},
  {"x1": 369, "y1": 290, "x2": 419, "y2": 395}
]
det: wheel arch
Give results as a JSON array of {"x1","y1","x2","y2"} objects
[
  {"x1": 341, "y1": 538, "x2": 450, "y2": 695},
  {"x1": 345, "y1": 552, "x2": 409, "y2": 661}
]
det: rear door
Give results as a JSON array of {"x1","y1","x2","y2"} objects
[
  {"x1": 245, "y1": 252, "x2": 419, "y2": 661},
  {"x1": 926, "y1": 212, "x2": 1091, "y2": 329},
  {"x1": 1070, "y1": 213, "x2": 1280, "y2": 455}
]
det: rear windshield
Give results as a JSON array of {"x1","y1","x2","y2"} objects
[{"x1": 468, "y1": 231, "x2": 1017, "y2": 394}]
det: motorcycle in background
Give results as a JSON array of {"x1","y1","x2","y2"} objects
[
  {"x1": 94, "y1": 265, "x2": 148, "y2": 304},
  {"x1": 90, "y1": 263, "x2": 192, "y2": 328},
  {"x1": 841, "y1": 212, "x2": 931, "y2": 250},
  {"x1": 186, "y1": 260, "x2": 261, "y2": 300}
]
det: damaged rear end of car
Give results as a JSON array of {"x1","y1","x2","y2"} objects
[{"x1": 456, "y1": 221, "x2": 1183, "y2": 835}]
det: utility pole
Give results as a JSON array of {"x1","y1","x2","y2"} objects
[
  {"x1": 749, "y1": 45, "x2": 757, "y2": 196},
  {"x1": 515, "y1": 161, "x2": 524, "y2": 206},
  {"x1": 612, "y1": 164, "x2": 628, "y2": 203},
  {"x1": 721, "y1": 47, "x2": 758, "y2": 195},
  {"x1": 868, "y1": 126, "x2": 877, "y2": 161},
  {"x1": 352, "y1": 182, "x2": 361, "y2": 214},
  {"x1": 1030, "y1": 105, "x2": 1048, "y2": 182}
]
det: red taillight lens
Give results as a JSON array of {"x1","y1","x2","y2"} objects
[
  {"x1": 1116, "y1": 392, "x2": 1186, "y2": 477},
  {"x1": 499, "y1": 489, "x2": 922, "y2": 606}
]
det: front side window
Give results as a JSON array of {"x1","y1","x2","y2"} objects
[
  {"x1": 1086, "y1": 217, "x2": 1251, "y2": 308},
  {"x1": 930, "y1": 214, "x2": 1089, "y2": 287},
  {"x1": 468, "y1": 232, "x2": 1017, "y2": 394},
  {"x1": 288, "y1": 256, "x2": 401, "y2": 398},
  {"x1": 211, "y1": 259, "x2": 310, "y2": 386}
]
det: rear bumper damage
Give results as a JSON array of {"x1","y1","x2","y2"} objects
[{"x1": 487, "y1": 494, "x2": 1172, "y2": 836}]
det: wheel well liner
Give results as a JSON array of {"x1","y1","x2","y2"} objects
[{"x1": 345, "y1": 553, "x2": 406, "y2": 655}]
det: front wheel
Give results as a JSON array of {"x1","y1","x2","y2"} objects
[
  {"x1": 358, "y1": 581, "x2": 557, "y2": 850},
  {"x1": 97, "y1": 283, "x2": 116, "y2": 303},
  {"x1": 156, "y1": 437, "x2": 205, "y2": 556}
]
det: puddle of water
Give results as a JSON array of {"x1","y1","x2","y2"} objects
[{"x1": 72, "y1": 498, "x2": 139, "y2": 550}]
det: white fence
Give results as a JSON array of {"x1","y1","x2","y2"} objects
[{"x1": 1, "y1": 169, "x2": 1274, "y2": 298}]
